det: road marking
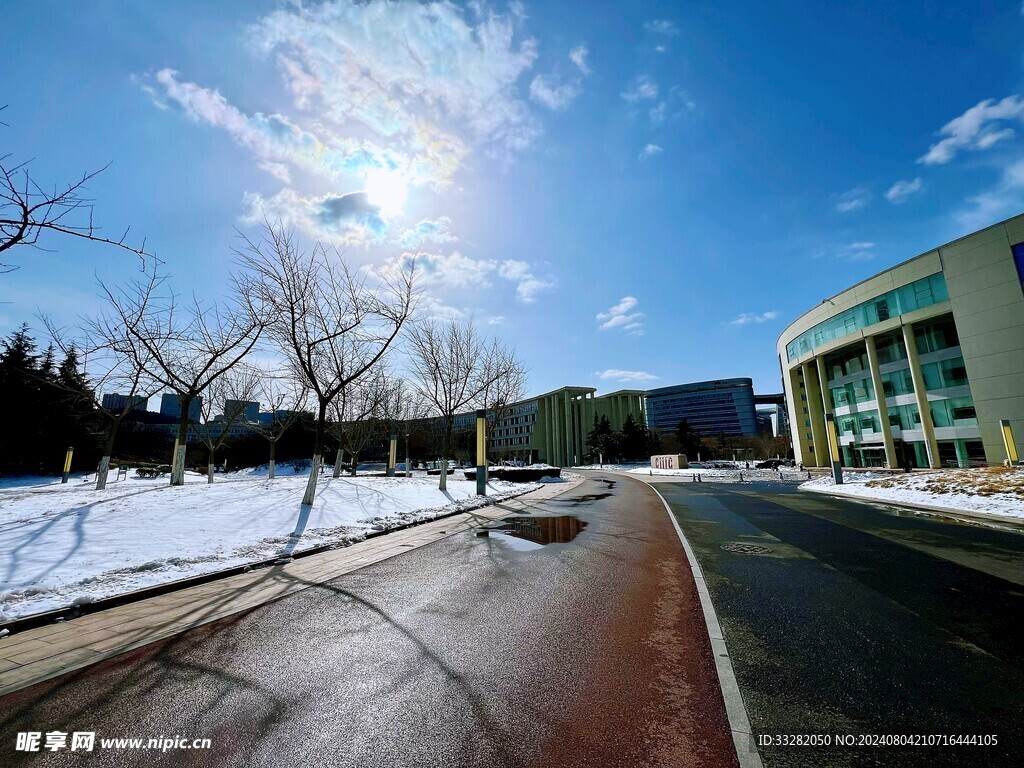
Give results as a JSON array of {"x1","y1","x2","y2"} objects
[{"x1": 643, "y1": 480, "x2": 764, "y2": 768}]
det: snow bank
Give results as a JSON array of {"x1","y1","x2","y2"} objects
[
  {"x1": 800, "y1": 468, "x2": 1024, "y2": 520},
  {"x1": 0, "y1": 473, "x2": 536, "y2": 621}
]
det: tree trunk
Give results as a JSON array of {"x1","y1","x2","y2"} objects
[
  {"x1": 438, "y1": 419, "x2": 453, "y2": 491},
  {"x1": 302, "y1": 399, "x2": 328, "y2": 506},
  {"x1": 349, "y1": 451, "x2": 358, "y2": 477},
  {"x1": 95, "y1": 456, "x2": 111, "y2": 491},
  {"x1": 207, "y1": 448, "x2": 215, "y2": 484},
  {"x1": 333, "y1": 448, "x2": 343, "y2": 478},
  {"x1": 95, "y1": 415, "x2": 123, "y2": 491},
  {"x1": 268, "y1": 439, "x2": 276, "y2": 480},
  {"x1": 171, "y1": 402, "x2": 191, "y2": 486}
]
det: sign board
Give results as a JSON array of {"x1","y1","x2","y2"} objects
[{"x1": 651, "y1": 454, "x2": 688, "y2": 470}]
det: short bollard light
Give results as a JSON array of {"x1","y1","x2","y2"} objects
[
  {"x1": 387, "y1": 434, "x2": 397, "y2": 477},
  {"x1": 825, "y1": 413, "x2": 844, "y2": 485},
  {"x1": 61, "y1": 446, "x2": 74, "y2": 484},
  {"x1": 1000, "y1": 419, "x2": 1019, "y2": 465},
  {"x1": 476, "y1": 409, "x2": 487, "y2": 496}
]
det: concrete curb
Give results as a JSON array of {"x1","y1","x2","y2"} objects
[
  {"x1": 631, "y1": 475, "x2": 764, "y2": 768},
  {"x1": 799, "y1": 485, "x2": 1024, "y2": 530}
]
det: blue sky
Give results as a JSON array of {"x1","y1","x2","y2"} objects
[{"x1": 4, "y1": 0, "x2": 1024, "y2": 399}]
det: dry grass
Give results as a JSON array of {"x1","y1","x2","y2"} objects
[{"x1": 866, "y1": 466, "x2": 1024, "y2": 499}]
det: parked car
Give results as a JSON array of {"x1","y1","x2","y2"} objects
[{"x1": 755, "y1": 459, "x2": 786, "y2": 469}]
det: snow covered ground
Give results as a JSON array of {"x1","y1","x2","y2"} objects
[
  {"x1": 0, "y1": 469, "x2": 537, "y2": 622},
  {"x1": 800, "y1": 467, "x2": 1024, "y2": 521}
]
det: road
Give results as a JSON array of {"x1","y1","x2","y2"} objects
[
  {"x1": 0, "y1": 475, "x2": 737, "y2": 768},
  {"x1": 655, "y1": 479, "x2": 1024, "y2": 768}
]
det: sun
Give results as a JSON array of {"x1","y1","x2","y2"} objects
[{"x1": 363, "y1": 167, "x2": 408, "y2": 218}]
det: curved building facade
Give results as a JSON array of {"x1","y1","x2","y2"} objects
[{"x1": 778, "y1": 215, "x2": 1024, "y2": 469}]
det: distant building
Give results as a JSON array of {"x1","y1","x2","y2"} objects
[
  {"x1": 224, "y1": 399, "x2": 259, "y2": 423},
  {"x1": 160, "y1": 392, "x2": 202, "y2": 422},
  {"x1": 100, "y1": 393, "x2": 147, "y2": 413},
  {"x1": 645, "y1": 379, "x2": 759, "y2": 437}
]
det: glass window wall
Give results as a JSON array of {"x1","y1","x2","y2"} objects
[{"x1": 785, "y1": 272, "x2": 948, "y2": 362}]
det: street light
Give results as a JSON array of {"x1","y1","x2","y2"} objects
[
  {"x1": 476, "y1": 409, "x2": 487, "y2": 496},
  {"x1": 405, "y1": 431, "x2": 411, "y2": 477},
  {"x1": 387, "y1": 434, "x2": 397, "y2": 477},
  {"x1": 824, "y1": 412, "x2": 844, "y2": 485}
]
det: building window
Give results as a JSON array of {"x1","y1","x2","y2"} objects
[{"x1": 1013, "y1": 242, "x2": 1024, "y2": 286}]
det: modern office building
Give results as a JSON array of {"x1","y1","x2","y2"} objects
[
  {"x1": 778, "y1": 214, "x2": 1024, "y2": 469},
  {"x1": 224, "y1": 399, "x2": 260, "y2": 423},
  {"x1": 100, "y1": 393, "x2": 148, "y2": 413},
  {"x1": 645, "y1": 379, "x2": 759, "y2": 437},
  {"x1": 159, "y1": 392, "x2": 202, "y2": 422},
  {"x1": 453, "y1": 386, "x2": 648, "y2": 467}
]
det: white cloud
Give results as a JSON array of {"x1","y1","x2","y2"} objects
[
  {"x1": 529, "y1": 74, "x2": 580, "y2": 110},
  {"x1": 919, "y1": 96, "x2": 1024, "y2": 165},
  {"x1": 569, "y1": 44, "x2": 590, "y2": 75},
  {"x1": 957, "y1": 157, "x2": 1024, "y2": 230},
  {"x1": 597, "y1": 296, "x2": 644, "y2": 335},
  {"x1": 639, "y1": 144, "x2": 663, "y2": 160},
  {"x1": 242, "y1": 188, "x2": 386, "y2": 245},
  {"x1": 595, "y1": 369, "x2": 659, "y2": 383},
  {"x1": 644, "y1": 20, "x2": 679, "y2": 35},
  {"x1": 395, "y1": 217, "x2": 456, "y2": 248},
  {"x1": 649, "y1": 102, "x2": 667, "y2": 125},
  {"x1": 655, "y1": 45, "x2": 667, "y2": 53},
  {"x1": 885, "y1": 177, "x2": 922, "y2": 204},
  {"x1": 249, "y1": 0, "x2": 541, "y2": 153},
  {"x1": 834, "y1": 242, "x2": 877, "y2": 262},
  {"x1": 728, "y1": 310, "x2": 779, "y2": 326},
  {"x1": 486, "y1": 315, "x2": 506, "y2": 325},
  {"x1": 497, "y1": 259, "x2": 557, "y2": 303},
  {"x1": 383, "y1": 250, "x2": 497, "y2": 291},
  {"x1": 621, "y1": 75, "x2": 659, "y2": 102},
  {"x1": 835, "y1": 186, "x2": 871, "y2": 213}
]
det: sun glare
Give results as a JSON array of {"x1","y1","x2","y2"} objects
[{"x1": 363, "y1": 168, "x2": 408, "y2": 218}]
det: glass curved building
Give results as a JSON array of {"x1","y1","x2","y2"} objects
[{"x1": 777, "y1": 215, "x2": 1024, "y2": 468}]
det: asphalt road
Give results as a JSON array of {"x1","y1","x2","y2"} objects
[
  {"x1": 656, "y1": 480, "x2": 1024, "y2": 768},
  {"x1": 0, "y1": 476, "x2": 737, "y2": 768}
]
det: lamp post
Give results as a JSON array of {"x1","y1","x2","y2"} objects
[
  {"x1": 405, "y1": 432, "x2": 411, "y2": 477},
  {"x1": 824, "y1": 413, "x2": 844, "y2": 485},
  {"x1": 387, "y1": 434, "x2": 397, "y2": 477},
  {"x1": 1000, "y1": 419, "x2": 1019, "y2": 466},
  {"x1": 476, "y1": 409, "x2": 487, "y2": 496}
]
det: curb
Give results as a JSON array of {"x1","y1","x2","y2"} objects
[
  {"x1": 799, "y1": 485, "x2": 1024, "y2": 530},
  {"x1": 632, "y1": 476, "x2": 764, "y2": 768}
]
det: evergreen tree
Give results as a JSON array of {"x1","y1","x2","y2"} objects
[{"x1": 586, "y1": 414, "x2": 617, "y2": 462}]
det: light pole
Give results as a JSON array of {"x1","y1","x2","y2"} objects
[
  {"x1": 387, "y1": 434, "x2": 397, "y2": 477},
  {"x1": 405, "y1": 432, "x2": 411, "y2": 477},
  {"x1": 476, "y1": 409, "x2": 487, "y2": 496},
  {"x1": 824, "y1": 413, "x2": 844, "y2": 484}
]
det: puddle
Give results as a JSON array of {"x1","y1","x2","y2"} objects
[{"x1": 484, "y1": 516, "x2": 588, "y2": 550}]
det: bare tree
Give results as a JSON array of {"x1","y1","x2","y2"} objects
[
  {"x1": 478, "y1": 342, "x2": 528, "y2": 470},
  {"x1": 192, "y1": 366, "x2": 260, "y2": 483},
  {"x1": 92, "y1": 264, "x2": 265, "y2": 485},
  {"x1": 248, "y1": 367, "x2": 310, "y2": 480},
  {"x1": 329, "y1": 371, "x2": 386, "y2": 477},
  {"x1": 238, "y1": 224, "x2": 415, "y2": 505},
  {"x1": 42, "y1": 314, "x2": 161, "y2": 491},
  {"x1": 407, "y1": 317, "x2": 519, "y2": 491},
  {"x1": 1, "y1": 105, "x2": 151, "y2": 273}
]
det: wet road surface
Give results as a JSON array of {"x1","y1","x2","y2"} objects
[
  {"x1": 657, "y1": 480, "x2": 1024, "y2": 768},
  {"x1": 0, "y1": 476, "x2": 737, "y2": 768}
]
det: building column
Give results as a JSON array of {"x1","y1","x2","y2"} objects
[
  {"x1": 902, "y1": 323, "x2": 941, "y2": 468},
  {"x1": 954, "y1": 439, "x2": 968, "y2": 469},
  {"x1": 545, "y1": 396, "x2": 554, "y2": 465},
  {"x1": 802, "y1": 360, "x2": 828, "y2": 467},
  {"x1": 864, "y1": 335, "x2": 897, "y2": 469},
  {"x1": 564, "y1": 391, "x2": 573, "y2": 467}
]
